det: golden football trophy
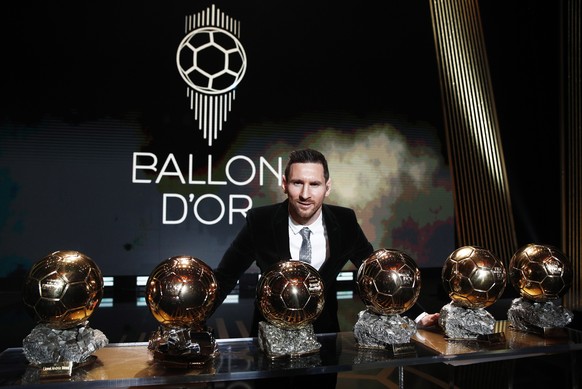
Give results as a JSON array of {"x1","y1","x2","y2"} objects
[
  {"x1": 256, "y1": 260, "x2": 325, "y2": 359},
  {"x1": 354, "y1": 248, "x2": 421, "y2": 355},
  {"x1": 440, "y1": 246, "x2": 506, "y2": 342},
  {"x1": 21, "y1": 250, "x2": 108, "y2": 377},
  {"x1": 146, "y1": 255, "x2": 219, "y2": 367},
  {"x1": 507, "y1": 244, "x2": 573, "y2": 336}
]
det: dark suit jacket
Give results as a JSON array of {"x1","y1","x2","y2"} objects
[{"x1": 213, "y1": 200, "x2": 375, "y2": 335}]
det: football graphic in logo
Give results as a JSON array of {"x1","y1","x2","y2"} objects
[{"x1": 177, "y1": 26, "x2": 247, "y2": 95}]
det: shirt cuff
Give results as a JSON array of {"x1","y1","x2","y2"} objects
[{"x1": 415, "y1": 311, "x2": 428, "y2": 324}]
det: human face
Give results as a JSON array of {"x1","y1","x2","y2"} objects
[{"x1": 282, "y1": 162, "x2": 331, "y2": 225}]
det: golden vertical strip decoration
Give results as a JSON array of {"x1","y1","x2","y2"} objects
[
  {"x1": 562, "y1": 0, "x2": 582, "y2": 310},
  {"x1": 429, "y1": 0, "x2": 518, "y2": 265}
]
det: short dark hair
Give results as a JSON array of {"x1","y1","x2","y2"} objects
[{"x1": 284, "y1": 149, "x2": 330, "y2": 182}]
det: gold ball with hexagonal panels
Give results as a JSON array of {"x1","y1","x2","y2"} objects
[
  {"x1": 257, "y1": 260, "x2": 325, "y2": 330},
  {"x1": 357, "y1": 248, "x2": 421, "y2": 315},
  {"x1": 145, "y1": 255, "x2": 218, "y2": 330},
  {"x1": 509, "y1": 243, "x2": 573, "y2": 302},
  {"x1": 441, "y1": 246, "x2": 507, "y2": 309},
  {"x1": 22, "y1": 250, "x2": 104, "y2": 330}
]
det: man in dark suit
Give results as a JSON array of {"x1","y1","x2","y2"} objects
[
  {"x1": 212, "y1": 148, "x2": 438, "y2": 388},
  {"x1": 212, "y1": 148, "x2": 438, "y2": 335}
]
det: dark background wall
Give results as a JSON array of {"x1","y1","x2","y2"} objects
[{"x1": 480, "y1": 1, "x2": 562, "y2": 249}]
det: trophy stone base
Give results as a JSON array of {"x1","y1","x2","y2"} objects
[
  {"x1": 353, "y1": 309, "x2": 417, "y2": 356},
  {"x1": 439, "y1": 302, "x2": 505, "y2": 344},
  {"x1": 22, "y1": 321, "x2": 108, "y2": 370},
  {"x1": 508, "y1": 297, "x2": 573, "y2": 338},
  {"x1": 148, "y1": 325, "x2": 218, "y2": 368},
  {"x1": 257, "y1": 321, "x2": 321, "y2": 359}
]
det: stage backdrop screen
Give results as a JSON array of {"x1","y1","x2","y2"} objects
[{"x1": 0, "y1": 1, "x2": 453, "y2": 278}]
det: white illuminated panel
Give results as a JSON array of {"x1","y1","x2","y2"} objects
[
  {"x1": 336, "y1": 271, "x2": 354, "y2": 282},
  {"x1": 336, "y1": 291, "x2": 353, "y2": 300},
  {"x1": 136, "y1": 276, "x2": 148, "y2": 287},
  {"x1": 224, "y1": 295, "x2": 239, "y2": 304}
]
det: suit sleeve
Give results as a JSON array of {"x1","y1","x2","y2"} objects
[
  {"x1": 212, "y1": 213, "x2": 258, "y2": 309},
  {"x1": 347, "y1": 208, "x2": 374, "y2": 269}
]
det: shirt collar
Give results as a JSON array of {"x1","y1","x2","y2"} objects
[{"x1": 289, "y1": 212, "x2": 324, "y2": 235}]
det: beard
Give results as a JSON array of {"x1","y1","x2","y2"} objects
[{"x1": 288, "y1": 200, "x2": 322, "y2": 225}]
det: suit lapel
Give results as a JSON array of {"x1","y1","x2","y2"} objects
[
  {"x1": 272, "y1": 200, "x2": 292, "y2": 260},
  {"x1": 319, "y1": 204, "x2": 340, "y2": 278}
]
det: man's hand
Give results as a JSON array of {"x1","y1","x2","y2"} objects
[{"x1": 417, "y1": 312, "x2": 440, "y2": 328}]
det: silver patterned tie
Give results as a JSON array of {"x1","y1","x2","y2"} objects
[{"x1": 299, "y1": 227, "x2": 312, "y2": 264}]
